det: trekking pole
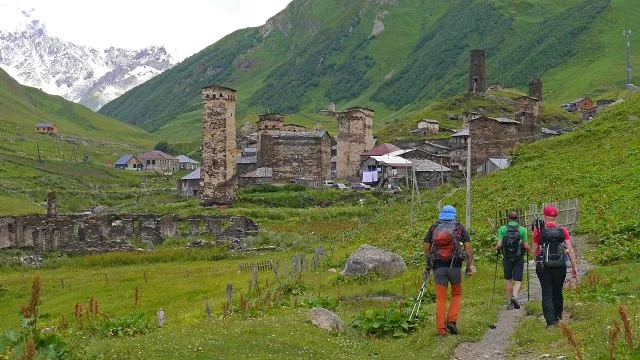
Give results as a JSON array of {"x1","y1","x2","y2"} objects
[
  {"x1": 526, "y1": 251, "x2": 530, "y2": 301},
  {"x1": 409, "y1": 272, "x2": 429, "y2": 322},
  {"x1": 491, "y1": 250, "x2": 499, "y2": 303}
]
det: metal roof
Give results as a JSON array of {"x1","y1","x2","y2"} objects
[
  {"x1": 115, "y1": 154, "x2": 136, "y2": 165},
  {"x1": 451, "y1": 129, "x2": 469, "y2": 137},
  {"x1": 419, "y1": 119, "x2": 439, "y2": 123},
  {"x1": 361, "y1": 143, "x2": 401, "y2": 156},
  {"x1": 181, "y1": 168, "x2": 201, "y2": 180},
  {"x1": 176, "y1": 155, "x2": 199, "y2": 164},
  {"x1": 138, "y1": 150, "x2": 177, "y2": 160},
  {"x1": 488, "y1": 158, "x2": 511, "y2": 169},
  {"x1": 270, "y1": 131, "x2": 327, "y2": 138},
  {"x1": 424, "y1": 141, "x2": 452, "y2": 150},
  {"x1": 369, "y1": 155, "x2": 413, "y2": 167},
  {"x1": 35, "y1": 123, "x2": 54, "y2": 127},
  {"x1": 241, "y1": 167, "x2": 272, "y2": 178},
  {"x1": 412, "y1": 159, "x2": 452, "y2": 172},
  {"x1": 237, "y1": 156, "x2": 257, "y2": 164},
  {"x1": 495, "y1": 117, "x2": 520, "y2": 124}
]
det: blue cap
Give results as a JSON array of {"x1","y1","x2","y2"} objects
[{"x1": 439, "y1": 205, "x2": 457, "y2": 221}]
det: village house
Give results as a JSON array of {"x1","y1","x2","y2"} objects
[
  {"x1": 451, "y1": 129, "x2": 469, "y2": 144},
  {"x1": 35, "y1": 122, "x2": 57, "y2": 136},
  {"x1": 180, "y1": 168, "x2": 201, "y2": 198},
  {"x1": 467, "y1": 116, "x2": 519, "y2": 169},
  {"x1": 409, "y1": 119, "x2": 439, "y2": 135},
  {"x1": 360, "y1": 154, "x2": 412, "y2": 188},
  {"x1": 477, "y1": 158, "x2": 511, "y2": 174},
  {"x1": 412, "y1": 159, "x2": 452, "y2": 188},
  {"x1": 400, "y1": 148, "x2": 453, "y2": 168},
  {"x1": 114, "y1": 155, "x2": 142, "y2": 170},
  {"x1": 176, "y1": 155, "x2": 199, "y2": 171},
  {"x1": 257, "y1": 113, "x2": 285, "y2": 131},
  {"x1": 239, "y1": 167, "x2": 273, "y2": 187},
  {"x1": 138, "y1": 150, "x2": 179, "y2": 172},
  {"x1": 237, "y1": 154, "x2": 258, "y2": 177},
  {"x1": 562, "y1": 97, "x2": 595, "y2": 112}
]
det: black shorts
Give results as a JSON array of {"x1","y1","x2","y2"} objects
[{"x1": 503, "y1": 257, "x2": 525, "y2": 281}]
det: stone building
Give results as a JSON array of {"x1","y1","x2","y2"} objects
[
  {"x1": 200, "y1": 85, "x2": 237, "y2": 206},
  {"x1": 138, "y1": 151, "x2": 179, "y2": 172},
  {"x1": 336, "y1": 107, "x2": 374, "y2": 181},
  {"x1": 515, "y1": 96, "x2": 540, "y2": 142},
  {"x1": 258, "y1": 131, "x2": 331, "y2": 185},
  {"x1": 529, "y1": 79, "x2": 543, "y2": 100},
  {"x1": 257, "y1": 113, "x2": 285, "y2": 132},
  {"x1": 468, "y1": 50, "x2": 487, "y2": 93},
  {"x1": 283, "y1": 124, "x2": 307, "y2": 132},
  {"x1": 468, "y1": 116, "x2": 519, "y2": 169}
]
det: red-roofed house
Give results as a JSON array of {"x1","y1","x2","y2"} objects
[
  {"x1": 360, "y1": 143, "x2": 401, "y2": 157},
  {"x1": 138, "y1": 150, "x2": 179, "y2": 172}
]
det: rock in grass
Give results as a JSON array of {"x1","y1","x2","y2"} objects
[
  {"x1": 308, "y1": 308, "x2": 345, "y2": 331},
  {"x1": 340, "y1": 244, "x2": 406, "y2": 278}
]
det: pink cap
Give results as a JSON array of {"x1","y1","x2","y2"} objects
[{"x1": 543, "y1": 206, "x2": 558, "y2": 217}]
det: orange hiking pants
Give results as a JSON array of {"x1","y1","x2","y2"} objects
[{"x1": 434, "y1": 266, "x2": 462, "y2": 334}]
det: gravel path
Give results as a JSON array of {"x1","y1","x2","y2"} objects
[
  {"x1": 437, "y1": 187, "x2": 462, "y2": 211},
  {"x1": 451, "y1": 236, "x2": 591, "y2": 360}
]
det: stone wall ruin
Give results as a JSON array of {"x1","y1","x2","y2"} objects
[{"x1": 0, "y1": 214, "x2": 258, "y2": 255}]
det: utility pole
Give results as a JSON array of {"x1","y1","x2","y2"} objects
[
  {"x1": 624, "y1": 29, "x2": 632, "y2": 85},
  {"x1": 465, "y1": 138, "x2": 471, "y2": 231}
]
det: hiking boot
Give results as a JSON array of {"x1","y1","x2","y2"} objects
[
  {"x1": 446, "y1": 322, "x2": 459, "y2": 335},
  {"x1": 510, "y1": 296, "x2": 520, "y2": 310},
  {"x1": 506, "y1": 301, "x2": 514, "y2": 310}
]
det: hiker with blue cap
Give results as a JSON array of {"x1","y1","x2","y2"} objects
[{"x1": 424, "y1": 205, "x2": 475, "y2": 336}]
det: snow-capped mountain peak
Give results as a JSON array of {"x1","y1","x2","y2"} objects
[{"x1": 0, "y1": 5, "x2": 174, "y2": 110}]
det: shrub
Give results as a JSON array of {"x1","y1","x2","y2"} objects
[
  {"x1": 352, "y1": 302, "x2": 422, "y2": 338},
  {"x1": 85, "y1": 312, "x2": 152, "y2": 338}
]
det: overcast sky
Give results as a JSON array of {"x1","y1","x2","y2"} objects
[{"x1": 1, "y1": 0, "x2": 293, "y2": 61}]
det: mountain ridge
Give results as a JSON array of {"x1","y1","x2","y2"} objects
[{"x1": 0, "y1": 5, "x2": 174, "y2": 111}]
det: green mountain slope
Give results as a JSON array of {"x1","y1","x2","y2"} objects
[
  {"x1": 100, "y1": 0, "x2": 634, "y2": 142},
  {"x1": 0, "y1": 68, "x2": 158, "y2": 148},
  {"x1": 0, "y1": 68, "x2": 172, "y2": 215}
]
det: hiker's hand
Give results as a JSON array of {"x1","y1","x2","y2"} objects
[
  {"x1": 466, "y1": 265, "x2": 476, "y2": 277},
  {"x1": 572, "y1": 268, "x2": 578, "y2": 278}
]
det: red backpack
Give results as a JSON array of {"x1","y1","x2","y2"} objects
[{"x1": 431, "y1": 221, "x2": 464, "y2": 262}]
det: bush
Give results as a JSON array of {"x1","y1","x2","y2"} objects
[
  {"x1": 352, "y1": 302, "x2": 422, "y2": 338},
  {"x1": 85, "y1": 312, "x2": 152, "y2": 338},
  {"x1": 593, "y1": 223, "x2": 640, "y2": 265}
]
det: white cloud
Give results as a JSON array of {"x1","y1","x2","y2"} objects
[{"x1": 0, "y1": 0, "x2": 292, "y2": 60}]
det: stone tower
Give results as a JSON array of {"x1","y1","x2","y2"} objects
[
  {"x1": 468, "y1": 49, "x2": 487, "y2": 93},
  {"x1": 515, "y1": 96, "x2": 540, "y2": 143},
  {"x1": 336, "y1": 107, "x2": 374, "y2": 181},
  {"x1": 200, "y1": 85, "x2": 237, "y2": 206},
  {"x1": 529, "y1": 79, "x2": 543, "y2": 101}
]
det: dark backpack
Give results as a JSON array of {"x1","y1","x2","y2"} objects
[
  {"x1": 431, "y1": 221, "x2": 465, "y2": 263},
  {"x1": 502, "y1": 224, "x2": 522, "y2": 260},
  {"x1": 541, "y1": 225, "x2": 566, "y2": 268}
]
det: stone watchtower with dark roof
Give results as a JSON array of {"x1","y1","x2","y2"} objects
[
  {"x1": 515, "y1": 96, "x2": 540, "y2": 143},
  {"x1": 336, "y1": 107, "x2": 374, "y2": 181},
  {"x1": 529, "y1": 79, "x2": 543, "y2": 101},
  {"x1": 468, "y1": 49, "x2": 487, "y2": 93},
  {"x1": 200, "y1": 85, "x2": 237, "y2": 206}
]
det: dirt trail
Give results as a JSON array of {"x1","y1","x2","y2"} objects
[
  {"x1": 437, "y1": 187, "x2": 462, "y2": 211},
  {"x1": 451, "y1": 235, "x2": 591, "y2": 360}
]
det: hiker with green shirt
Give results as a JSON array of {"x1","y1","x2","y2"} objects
[{"x1": 496, "y1": 211, "x2": 532, "y2": 310}]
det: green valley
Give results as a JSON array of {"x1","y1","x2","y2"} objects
[{"x1": 99, "y1": 0, "x2": 636, "y2": 150}]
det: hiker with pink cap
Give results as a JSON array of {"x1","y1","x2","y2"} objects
[{"x1": 532, "y1": 205, "x2": 578, "y2": 328}]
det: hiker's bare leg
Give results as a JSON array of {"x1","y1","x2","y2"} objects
[
  {"x1": 505, "y1": 280, "x2": 513, "y2": 298},
  {"x1": 513, "y1": 281, "x2": 522, "y2": 298}
]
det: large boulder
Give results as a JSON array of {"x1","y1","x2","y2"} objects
[
  {"x1": 308, "y1": 308, "x2": 345, "y2": 331},
  {"x1": 340, "y1": 244, "x2": 406, "y2": 277}
]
